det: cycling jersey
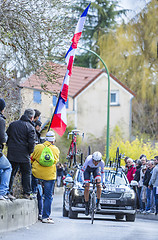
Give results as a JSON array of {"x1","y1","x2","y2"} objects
[{"x1": 80, "y1": 155, "x2": 105, "y2": 183}]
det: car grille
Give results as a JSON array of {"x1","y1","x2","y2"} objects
[{"x1": 101, "y1": 192, "x2": 122, "y2": 199}]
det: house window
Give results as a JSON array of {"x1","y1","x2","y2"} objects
[
  {"x1": 53, "y1": 95, "x2": 57, "y2": 106},
  {"x1": 33, "y1": 90, "x2": 41, "y2": 104},
  {"x1": 110, "y1": 91, "x2": 119, "y2": 105},
  {"x1": 66, "y1": 97, "x2": 69, "y2": 109}
]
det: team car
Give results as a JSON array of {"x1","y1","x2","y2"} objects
[{"x1": 63, "y1": 167, "x2": 137, "y2": 222}]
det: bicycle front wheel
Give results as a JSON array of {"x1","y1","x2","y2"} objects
[{"x1": 91, "y1": 193, "x2": 96, "y2": 224}]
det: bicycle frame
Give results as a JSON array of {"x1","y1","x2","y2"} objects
[{"x1": 66, "y1": 129, "x2": 84, "y2": 168}]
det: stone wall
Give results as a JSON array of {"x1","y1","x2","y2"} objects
[{"x1": 0, "y1": 199, "x2": 38, "y2": 233}]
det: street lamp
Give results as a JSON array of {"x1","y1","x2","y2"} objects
[{"x1": 78, "y1": 47, "x2": 110, "y2": 165}]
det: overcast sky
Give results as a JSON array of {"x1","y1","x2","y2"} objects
[{"x1": 118, "y1": 0, "x2": 151, "y2": 22}]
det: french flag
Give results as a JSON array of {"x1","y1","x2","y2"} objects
[
  {"x1": 49, "y1": 3, "x2": 91, "y2": 136},
  {"x1": 65, "y1": 3, "x2": 91, "y2": 65},
  {"x1": 49, "y1": 95, "x2": 67, "y2": 136}
]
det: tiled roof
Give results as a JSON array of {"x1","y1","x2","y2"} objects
[{"x1": 20, "y1": 63, "x2": 135, "y2": 97}]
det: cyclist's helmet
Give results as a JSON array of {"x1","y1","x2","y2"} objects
[{"x1": 92, "y1": 151, "x2": 102, "y2": 162}]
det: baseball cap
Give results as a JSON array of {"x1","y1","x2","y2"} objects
[{"x1": 45, "y1": 131, "x2": 55, "y2": 142}]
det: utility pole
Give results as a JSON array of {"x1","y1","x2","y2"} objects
[{"x1": 79, "y1": 47, "x2": 110, "y2": 164}]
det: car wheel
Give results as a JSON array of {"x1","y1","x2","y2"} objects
[
  {"x1": 115, "y1": 214, "x2": 124, "y2": 220},
  {"x1": 63, "y1": 202, "x2": 68, "y2": 217},
  {"x1": 68, "y1": 200, "x2": 78, "y2": 219},
  {"x1": 63, "y1": 193, "x2": 68, "y2": 217},
  {"x1": 126, "y1": 214, "x2": 136, "y2": 222}
]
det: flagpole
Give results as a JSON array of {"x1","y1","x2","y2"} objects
[
  {"x1": 48, "y1": 4, "x2": 91, "y2": 136},
  {"x1": 78, "y1": 47, "x2": 110, "y2": 165},
  {"x1": 48, "y1": 92, "x2": 61, "y2": 131}
]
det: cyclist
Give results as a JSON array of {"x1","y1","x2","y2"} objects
[{"x1": 81, "y1": 151, "x2": 105, "y2": 216}]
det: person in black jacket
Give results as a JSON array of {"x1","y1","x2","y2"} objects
[
  {"x1": 56, "y1": 162, "x2": 63, "y2": 187},
  {"x1": 33, "y1": 109, "x2": 41, "y2": 123},
  {"x1": 134, "y1": 159, "x2": 142, "y2": 210},
  {"x1": 35, "y1": 120, "x2": 42, "y2": 144},
  {"x1": 143, "y1": 160, "x2": 155, "y2": 213},
  {"x1": 134, "y1": 159, "x2": 142, "y2": 182},
  {"x1": 7, "y1": 109, "x2": 36, "y2": 199},
  {"x1": 0, "y1": 99, "x2": 13, "y2": 201}
]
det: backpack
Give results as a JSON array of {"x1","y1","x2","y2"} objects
[{"x1": 39, "y1": 144, "x2": 55, "y2": 167}]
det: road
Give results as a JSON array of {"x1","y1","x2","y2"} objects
[{"x1": 0, "y1": 187, "x2": 158, "y2": 240}]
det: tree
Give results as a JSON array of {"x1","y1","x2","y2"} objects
[
  {"x1": 71, "y1": 0, "x2": 125, "y2": 68},
  {"x1": 0, "y1": 73, "x2": 20, "y2": 124},
  {"x1": 0, "y1": 0, "x2": 73, "y2": 121},
  {"x1": 0, "y1": 0, "x2": 72, "y2": 78},
  {"x1": 98, "y1": 0, "x2": 158, "y2": 138}
]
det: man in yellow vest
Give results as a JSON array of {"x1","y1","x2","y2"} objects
[{"x1": 31, "y1": 131, "x2": 60, "y2": 224}]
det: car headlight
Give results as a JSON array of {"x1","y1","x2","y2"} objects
[
  {"x1": 74, "y1": 189, "x2": 84, "y2": 196},
  {"x1": 124, "y1": 191, "x2": 135, "y2": 199}
]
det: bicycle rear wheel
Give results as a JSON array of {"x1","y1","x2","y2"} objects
[{"x1": 73, "y1": 142, "x2": 76, "y2": 166}]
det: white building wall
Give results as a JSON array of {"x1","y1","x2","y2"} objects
[
  {"x1": 76, "y1": 74, "x2": 133, "y2": 139},
  {"x1": 20, "y1": 72, "x2": 133, "y2": 140}
]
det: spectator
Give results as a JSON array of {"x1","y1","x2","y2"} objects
[
  {"x1": 140, "y1": 154, "x2": 147, "y2": 160},
  {"x1": 134, "y1": 159, "x2": 142, "y2": 209},
  {"x1": 56, "y1": 162, "x2": 63, "y2": 187},
  {"x1": 31, "y1": 131, "x2": 60, "y2": 223},
  {"x1": 33, "y1": 109, "x2": 41, "y2": 123},
  {"x1": 134, "y1": 159, "x2": 142, "y2": 182},
  {"x1": 143, "y1": 160, "x2": 155, "y2": 213},
  {"x1": 138, "y1": 155, "x2": 147, "y2": 212},
  {"x1": 63, "y1": 162, "x2": 68, "y2": 177},
  {"x1": 62, "y1": 162, "x2": 68, "y2": 184},
  {"x1": 124, "y1": 156, "x2": 129, "y2": 174},
  {"x1": 126, "y1": 158, "x2": 136, "y2": 183},
  {"x1": 7, "y1": 109, "x2": 36, "y2": 199},
  {"x1": 149, "y1": 156, "x2": 158, "y2": 215},
  {"x1": 141, "y1": 165, "x2": 147, "y2": 212},
  {"x1": 35, "y1": 120, "x2": 42, "y2": 144},
  {"x1": 0, "y1": 99, "x2": 14, "y2": 201},
  {"x1": 31, "y1": 120, "x2": 42, "y2": 198}
]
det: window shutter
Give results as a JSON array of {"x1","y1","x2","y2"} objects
[{"x1": 33, "y1": 90, "x2": 41, "y2": 104}]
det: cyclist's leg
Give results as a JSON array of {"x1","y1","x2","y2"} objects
[
  {"x1": 84, "y1": 168, "x2": 90, "y2": 215},
  {"x1": 94, "y1": 168, "x2": 102, "y2": 211},
  {"x1": 84, "y1": 168, "x2": 91, "y2": 201}
]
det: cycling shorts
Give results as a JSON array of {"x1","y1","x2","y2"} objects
[{"x1": 84, "y1": 166, "x2": 101, "y2": 182}]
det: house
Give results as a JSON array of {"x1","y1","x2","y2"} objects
[{"x1": 20, "y1": 63, "x2": 135, "y2": 140}]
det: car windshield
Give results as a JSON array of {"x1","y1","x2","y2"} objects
[
  {"x1": 77, "y1": 169, "x2": 127, "y2": 185},
  {"x1": 104, "y1": 170, "x2": 127, "y2": 185}
]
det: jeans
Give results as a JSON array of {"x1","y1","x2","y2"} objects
[
  {"x1": 42, "y1": 179, "x2": 55, "y2": 219},
  {"x1": 37, "y1": 184, "x2": 43, "y2": 216},
  {"x1": 146, "y1": 188, "x2": 154, "y2": 211},
  {"x1": 0, "y1": 155, "x2": 12, "y2": 196},
  {"x1": 9, "y1": 161, "x2": 32, "y2": 195},
  {"x1": 137, "y1": 187, "x2": 144, "y2": 210},
  {"x1": 32, "y1": 174, "x2": 38, "y2": 194},
  {"x1": 32, "y1": 174, "x2": 43, "y2": 215},
  {"x1": 153, "y1": 187, "x2": 158, "y2": 214}
]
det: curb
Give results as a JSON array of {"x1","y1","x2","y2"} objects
[
  {"x1": 54, "y1": 186, "x2": 64, "y2": 194},
  {"x1": 136, "y1": 212, "x2": 158, "y2": 221},
  {"x1": 0, "y1": 199, "x2": 38, "y2": 233}
]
